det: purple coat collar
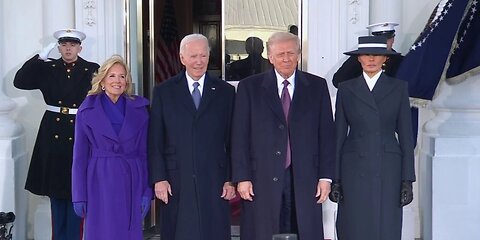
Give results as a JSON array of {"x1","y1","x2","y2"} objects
[{"x1": 78, "y1": 93, "x2": 149, "y2": 142}]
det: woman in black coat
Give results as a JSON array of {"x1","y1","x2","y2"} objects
[{"x1": 331, "y1": 36, "x2": 415, "y2": 240}]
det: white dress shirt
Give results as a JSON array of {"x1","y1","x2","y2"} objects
[
  {"x1": 274, "y1": 69, "x2": 295, "y2": 98},
  {"x1": 186, "y1": 73, "x2": 206, "y2": 95},
  {"x1": 362, "y1": 71, "x2": 382, "y2": 91}
]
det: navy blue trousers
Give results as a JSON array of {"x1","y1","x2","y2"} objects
[
  {"x1": 279, "y1": 166, "x2": 298, "y2": 234},
  {"x1": 50, "y1": 197, "x2": 83, "y2": 240}
]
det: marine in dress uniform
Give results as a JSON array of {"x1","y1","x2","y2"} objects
[
  {"x1": 14, "y1": 29, "x2": 99, "y2": 240},
  {"x1": 332, "y1": 22, "x2": 404, "y2": 88}
]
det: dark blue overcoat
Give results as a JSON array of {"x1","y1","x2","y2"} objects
[
  {"x1": 232, "y1": 70, "x2": 336, "y2": 240},
  {"x1": 335, "y1": 74, "x2": 415, "y2": 240},
  {"x1": 148, "y1": 72, "x2": 235, "y2": 240}
]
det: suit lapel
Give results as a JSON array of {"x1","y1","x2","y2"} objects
[
  {"x1": 83, "y1": 95, "x2": 118, "y2": 141},
  {"x1": 289, "y1": 71, "x2": 310, "y2": 122},
  {"x1": 371, "y1": 74, "x2": 396, "y2": 102},
  {"x1": 262, "y1": 70, "x2": 287, "y2": 124},
  {"x1": 118, "y1": 97, "x2": 148, "y2": 141},
  {"x1": 197, "y1": 74, "x2": 216, "y2": 116},
  {"x1": 348, "y1": 76, "x2": 378, "y2": 110},
  {"x1": 173, "y1": 72, "x2": 197, "y2": 115}
]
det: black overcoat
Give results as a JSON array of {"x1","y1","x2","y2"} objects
[
  {"x1": 335, "y1": 74, "x2": 415, "y2": 240},
  {"x1": 148, "y1": 72, "x2": 235, "y2": 240},
  {"x1": 232, "y1": 70, "x2": 336, "y2": 240},
  {"x1": 14, "y1": 55, "x2": 99, "y2": 199}
]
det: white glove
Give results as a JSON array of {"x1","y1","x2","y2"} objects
[{"x1": 38, "y1": 42, "x2": 57, "y2": 60}]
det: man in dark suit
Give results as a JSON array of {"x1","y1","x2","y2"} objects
[
  {"x1": 148, "y1": 33, "x2": 236, "y2": 240},
  {"x1": 232, "y1": 32, "x2": 336, "y2": 240},
  {"x1": 14, "y1": 29, "x2": 99, "y2": 240},
  {"x1": 332, "y1": 22, "x2": 404, "y2": 88}
]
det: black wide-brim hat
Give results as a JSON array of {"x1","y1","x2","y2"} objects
[{"x1": 344, "y1": 36, "x2": 399, "y2": 56}]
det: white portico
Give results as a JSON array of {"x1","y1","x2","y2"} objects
[{"x1": 1, "y1": 0, "x2": 478, "y2": 239}]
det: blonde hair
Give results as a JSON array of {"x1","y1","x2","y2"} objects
[
  {"x1": 88, "y1": 55, "x2": 133, "y2": 96},
  {"x1": 267, "y1": 32, "x2": 301, "y2": 55}
]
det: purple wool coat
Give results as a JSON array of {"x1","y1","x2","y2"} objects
[{"x1": 72, "y1": 93, "x2": 152, "y2": 240}]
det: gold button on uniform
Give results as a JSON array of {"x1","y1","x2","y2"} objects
[
  {"x1": 58, "y1": 101, "x2": 62, "y2": 104},
  {"x1": 73, "y1": 104, "x2": 77, "y2": 107},
  {"x1": 56, "y1": 118, "x2": 60, "y2": 122},
  {"x1": 68, "y1": 137, "x2": 73, "y2": 141},
  {"x1": 54, "y1": 135, "x2": 59, "y2": 139},
  {"x1": 70, "y1": 119, "x2": 74, "y2": 123}
]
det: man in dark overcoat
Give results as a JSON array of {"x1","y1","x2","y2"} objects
[
  {"x1": 232, "y1": 32, "x2": 336, "y2": 240},
  {"x1": 13, "y1": 29, "x2": 99, "y2": 239},
  {"x1": 148, "y1": 33, "x2": 236, "y2": 240},
  {"x1": 332, "y1": 36, "x2": 415, "y2": 240}
]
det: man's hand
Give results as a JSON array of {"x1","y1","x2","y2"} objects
[
  {"x1": 237, "y1": 181, "x2": 254, "y2": 201},
  {"x1": 154, "y1": 180, "x2": 172, "y2": 204},
  {"x1": 221, "y1": 182, "x2": 236, "y2": 200},
  {"x1": 315, "y1": 180, "x2": 331, "y2": 204},
  {"x1": 38, "y1": 42, "x2": 57, "y2": 60}
]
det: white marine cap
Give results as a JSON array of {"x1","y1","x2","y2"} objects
[
  {"x1": 53, "y1": 29, "x2": 86, "y2": 44},
  {"x1": 366, "y1": 22, "x2": 398, "y2": 38}
]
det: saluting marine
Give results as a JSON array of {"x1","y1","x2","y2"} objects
[
  {"x1": 14, "y1": 29, "x2": 99, "y2": 240},
  {"x1": 332, "y1": 22, "x2": 404, "y2": 88}
]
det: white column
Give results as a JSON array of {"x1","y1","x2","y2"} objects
[
  {"x1": 0, "y1": 1, "x2": 28, "y2": 239},
  {"x1": 75, "y1": 0, "x2": 127, "y2": 64},
  {"x1": 419, "y1": 75, "x2": 480, "y2": 240},
  {"x1": 369, "y1": 0, "x2": 404, "y2": 51},
  {"x1": 42, "y1": 0, "x2": 75, "y2": 59},
  {"x1": 369, "y1": 0, "x2": 402, "y2": 24},
  {"x1": 308, "y1": 0, "x2": 369, "y2": 93}
]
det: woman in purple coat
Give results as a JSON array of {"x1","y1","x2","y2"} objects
[{"x1": 72, "y1": 55, "x2": 152, "y2": 239}]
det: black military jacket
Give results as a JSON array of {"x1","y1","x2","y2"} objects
[{"x1": 14, "y1": 55, "x2": 99, "y2": 199}]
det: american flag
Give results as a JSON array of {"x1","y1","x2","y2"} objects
[
  {"x1": 155, "y1": 0, "x2": 182, "y2": 83},
  {"x1": 395, "y1": 0, "x2": 470, "y2": 100},
  {"x1": 446, "y1": 0, "x2": 480, "y2": 83}
]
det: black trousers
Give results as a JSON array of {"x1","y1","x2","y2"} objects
[{"x1": 279, "y1": 166, "x2": 298, "y2": 234}]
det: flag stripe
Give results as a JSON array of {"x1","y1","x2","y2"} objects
[{"x1": 155, "y1": 0, "x2": 182, "y2": 84}]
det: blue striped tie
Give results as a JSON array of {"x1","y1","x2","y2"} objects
[{"x1": 192, "y1": 82, "x2": 201, "y2": 109}]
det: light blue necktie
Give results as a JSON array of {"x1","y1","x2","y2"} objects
[{"x1": 192, "y1": 82, "x2": 201, "y2": 109}]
